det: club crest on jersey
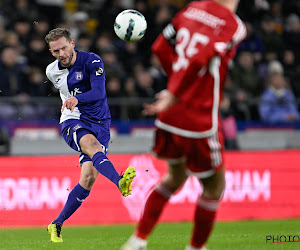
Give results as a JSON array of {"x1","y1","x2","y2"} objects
[
  {"x1": 96, "y1": 67, "x2": 103, "y2": 76},
  {"x1": 75, "y1": 72, "x2": 83, "y2": 80}
]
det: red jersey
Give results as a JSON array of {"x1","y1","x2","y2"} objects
[{"x1": 152, "y1": 0, "x2": 246, "y2": 138}]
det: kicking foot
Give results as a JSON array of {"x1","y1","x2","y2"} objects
[{"x1": 118, "y1": 166, "x2": 136, "y2": 197}]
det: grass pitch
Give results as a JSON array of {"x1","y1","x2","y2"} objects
[{"x1": 0, "y1": 219, "x2": 299, "y2": 249}]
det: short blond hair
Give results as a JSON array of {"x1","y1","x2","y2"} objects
[{"x1": 45, "y1": 28, "x2": 72, "y2": 46}]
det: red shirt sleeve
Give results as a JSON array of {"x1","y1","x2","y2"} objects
[{"x1": 151, "y1": 34, "x2": 176, "y2": 76}]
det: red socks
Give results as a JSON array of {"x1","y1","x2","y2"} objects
[
  {"x1": 135, "y1": 183, "x2": 172, "y2": 239},
  {"x1": 190, "y1": 196, "x2": 220, "y2": 248},
  {"x1": 134, "y1": 183, "x2": 220, "y2": 248}
]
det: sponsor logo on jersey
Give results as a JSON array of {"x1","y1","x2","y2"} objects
[
  {"x1": 73, "y1": 124, "x2": 82, "y2": 131},
  {"x1": 75, "y1": 72, "x2": 83, "y2": 80},
  {"x1": 96, "y1": 67, "x2": 103, "y2": 76},
  {"x1": 70, "y1": 88, "x2": 82, "y2": 96},
  {"x1": 92, "y1": 60, "x2": 101, "y2": 63}
]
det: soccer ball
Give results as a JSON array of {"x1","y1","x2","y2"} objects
[{"x1": 114, "y1": 9, "x2": 147, "y2": 42}]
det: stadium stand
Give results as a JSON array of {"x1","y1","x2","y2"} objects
[{"x1": 1, "y1": 0, "x2": 300, "y2": 154}]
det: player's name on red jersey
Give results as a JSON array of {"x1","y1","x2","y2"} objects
[{"x1": 183, "y1": 7, "x2": 226, "y2": 29}]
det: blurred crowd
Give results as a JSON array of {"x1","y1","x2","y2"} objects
[{"x1": 1, "y1": 0, "x2": 300, "y2": 128}]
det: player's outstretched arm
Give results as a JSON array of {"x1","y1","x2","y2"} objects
[{"x1": 142, "y1": 90, "x2": 177, "y2": 116}]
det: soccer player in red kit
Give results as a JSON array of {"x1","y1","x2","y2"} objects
[{"x1": 122, "y1": 0, "x2": 246, "y2": 249}]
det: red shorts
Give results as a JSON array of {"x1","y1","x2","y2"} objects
[{"x1": 152, "y1": 128, "x2": 225, "y2": 178}]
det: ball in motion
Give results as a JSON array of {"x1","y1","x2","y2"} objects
[{"x1": 114, "y1": 9, "x2": 147, "y2": 42}]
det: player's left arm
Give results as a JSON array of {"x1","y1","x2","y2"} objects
[{"x1": 151, "y1": 6, "x2": 188, "y2": 76}]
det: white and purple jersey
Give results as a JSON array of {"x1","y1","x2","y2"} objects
[{"x1": 46, "y1": 50, "x2": 111, "y2": 124}]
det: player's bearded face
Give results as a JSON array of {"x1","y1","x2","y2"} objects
[
  {"x1": 59, "y1": 48, "x2": 73, "y2": 67},
  {"x1": 49, "y1": 37, "x2": 75, "y2": 67}
]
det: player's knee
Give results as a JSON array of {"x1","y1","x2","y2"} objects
[
  {"x1": 80, "y1": 136, "x2": 103, "y2": 157},
  {"x1": 80, "y1": 173, "x2": 98, "y2": 190},
  {"x1": 202, "y1": 179, "x2": 225, "y2": 200},
  {"x1": 162, "y1": 173, "x2": 187, "y2": 192}
]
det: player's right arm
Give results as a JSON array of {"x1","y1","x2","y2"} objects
[{"x1": 151, "y1": 5, "x2": 190, "y2": 76}]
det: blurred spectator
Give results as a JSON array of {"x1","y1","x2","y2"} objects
[
  {"x1": 237, "y1": 21, "x2": 264, "y2": 63},
  {"x1": 106, "y1": 76, "x2": 122, "y2": 119},
  {"x1": 119, "y1": 0, "x2": 134, "y2": 9},
  {"x1": 223, "y1": 75, "x2": 251, "y2": 121},
  {"x1": 231, "y1": 51, "x2": 263, "y2": 120},
  {"x1": 283, "y1": 14, "x2": 300, "y2": 65},
  {"x1": 268, "y1": 60, "x2": 284, "y2": 75},
  {"x1": 259, "y1": 73, "x2": 300, "y2": 124},
  {"x1": 135, "y1": 69, "x2": 155, "y2": 98},
  {"x1": 119, "y1": 42, "x2": 144, "y2": 74},
  {"x1": 35, "y1": 0, "x2": 66, "y2": 28},
  {"x1": 3, "y1": 31, "x2": 24, "y2": 54},
  {"x1": 269, "y1": 1, "x2": 284, "y2": 33},
  {"x1": 123, "y1": 77, "x2": 137, "y2": 98},
  {"x1": 75, "y1": 33, "x2": 92, "y2": 52},
  {"x1": 128, "y1": 0, "x2": 158, "y2": 67},
  {"x1": 13, "y1": 16, "x2": 31, "y2": 48},
  {"x1": 0, "y1": 47, "x2": 25, "y2": 96},
  {"x1": 91, "y1": 32, "x2": 126, "y2": 78},
  {"x1": 237, "y1": 0, "x2": 270, "y2": 23},
  {"x1": 150, "y1": 0, "x2": 177, "y2": 39},
  {"x1": 91, "y1": 32, "x2": 115, "y2": 55},
  {"x1": 282, "y1": 0, "x2": 300, "y2": 18},
  {"x1": 258, "y1": 15, "x2": 284, "y2": 62},
  {"x1": 8, "y1": 0, "x2": 39, "y2": 25},
  {"x1": 231, "y1": 51, "x2": 263, "y2": 98},
  {"x1": 148, "y1": 54, "x2": 167, "y2": 93},
  {"x1": 135, "y1": 0, "x2": 153, "y2": 26},
  {"x1": 106, "y1": 76, "x2": 122, "y2": 98},
  {"x1": 96, "y1": 0, "x2": 123, "y2": 35},
  {"x1": 220, "y1": 93, "x2": 239, "y2": 150},
  {"x1": 123, "y1": 76, "x2": 141, "y2": 119},
  {"x1": 25, "y1": 35, "x2": 52, "y2": 71},
  {"x1": 68, "y1": 11, "x2": 89, "y2": 41},
  {"x1": 32, "y1": 17, "x2": 50, "y2": 37},
  {"x1": 101, "y1": 49, "x2": 125, "y2": 79},
  {"x1": 0, "y1": 0, "x2": 299, "y2": 125},
  {"x1": 24, "y1": 67, "x2": 47, "y2": 96},
  {"x1": 282, "y1": 49, "x2": 300, "y2": 101}
]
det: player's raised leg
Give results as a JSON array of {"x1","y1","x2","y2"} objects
[
  {"x1": 80, "y1": 133, "x2": 135, "y2": 196},
  {"x1": 48, "y1": 161, "x2": 97, "y2": 242},
  {"x1": 122, "y1": 161, "x2": 187, "y2": 249}
]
